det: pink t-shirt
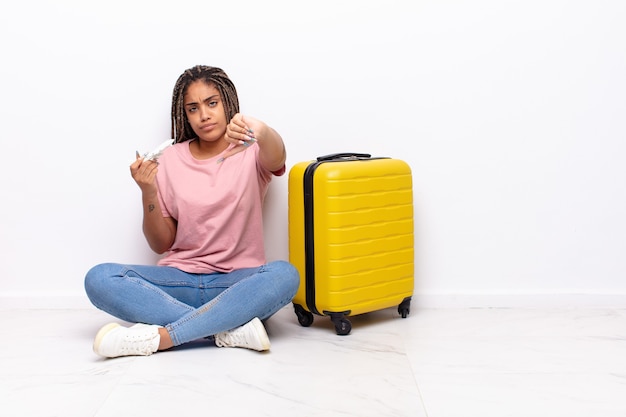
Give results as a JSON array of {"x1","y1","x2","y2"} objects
[{"x1": 154, "y1": 140, "x2": 282, "y2": 273}]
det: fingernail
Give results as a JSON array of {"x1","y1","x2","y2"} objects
[
  {"x1": 217, "y1": 157, "x2": 225, "y2": 164},
  {"x1": 135, "y1": 151, "x2": 140, "y2": 158}
]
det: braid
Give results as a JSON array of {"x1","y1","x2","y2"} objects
[{"x1": 170, "y1": 65, "x2": 240, "y2": 143}]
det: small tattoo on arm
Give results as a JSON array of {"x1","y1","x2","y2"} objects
[{"x1": 148, "y1": 204, "x2": 155, "y2": 212}]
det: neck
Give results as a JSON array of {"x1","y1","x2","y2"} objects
[{"x1": 189, "y1": 138, "x2": 229, "y2": 160}]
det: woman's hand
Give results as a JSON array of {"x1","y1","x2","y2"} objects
[
  {"x1": 220, "y1": 114, "x2": 286, "y2": 172},
  {"x1": 220, "y1": 113, "x2": 262, "y2": 161},
  {"x1": 130, "y1": 153, "x2": 159, "y2": 196}
]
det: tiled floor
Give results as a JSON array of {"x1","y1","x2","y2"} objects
[{"x1": 1, "y1": 305, "x2": 625, "y2": 416}]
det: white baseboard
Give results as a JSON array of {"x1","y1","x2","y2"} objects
[
  {"x1": 411, "y1": 292, "x2": 626, "y2": 309},
  {"x1": 2, "y1": 291, "x2": 626, "y2": 310},
  {"x1": 0, "y1": 292, "x2": 93, "y2": 310}
]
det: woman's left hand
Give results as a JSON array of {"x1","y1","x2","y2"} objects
[{"x1": 220, "y1": 113, "x2": 263, "y2": 161}]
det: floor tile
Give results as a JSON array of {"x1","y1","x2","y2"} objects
[{"x1": 1, "y1": 306, "x2": 625, "y2": 416}]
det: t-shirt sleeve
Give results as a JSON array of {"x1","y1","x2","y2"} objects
[{"x1": 271, "y1": 164, "x2": 286, "y2": 177}]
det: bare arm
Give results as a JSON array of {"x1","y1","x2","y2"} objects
[
  {"x1": 130, "y1": 156, "x2": 177, "y2": 254},
  {"x1": 256, "y1": 125, "x2": 287, "y2": 173}
]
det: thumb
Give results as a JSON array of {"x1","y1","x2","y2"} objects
[{"x1": 218, "y1": 145, "x2": 246, "y2": 163}]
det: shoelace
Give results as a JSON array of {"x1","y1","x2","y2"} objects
[
  {"x1": 120, "y1": 330, "x2": 159, "y2": 355},
  {"x1": 216, "y1": 329, "x2": 248, "y2": 347}
]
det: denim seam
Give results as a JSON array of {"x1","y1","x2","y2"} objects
[
  {"x1": 166, "y1": 288, "x2": 228, "y2": 345},
  {"x1": 126, "y1": 275, "x2": 193, "y2": 311}
]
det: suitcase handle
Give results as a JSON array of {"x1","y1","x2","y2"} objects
[{"x1": 316, "y1": 152, "x2": 371, "y2": 162}]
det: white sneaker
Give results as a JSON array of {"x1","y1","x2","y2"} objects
[
  {"x1": 93, "y1": 322, "x2": 161, "y2": 358},
  {"x1": 214, "y1": 317, "x2": 270, "y2": 351}
]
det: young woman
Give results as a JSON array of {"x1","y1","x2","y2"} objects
[{"x1": 84, "y1": 65, "x2": 300, "y2": 358}]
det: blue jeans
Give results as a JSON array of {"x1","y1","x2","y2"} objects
[{"x1": 84, "y1": 260, "x2": 300, "y2": 346}]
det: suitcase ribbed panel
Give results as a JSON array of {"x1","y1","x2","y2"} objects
[{"x1": 289, "y1": 156, "x2": 414, "y2": 317}]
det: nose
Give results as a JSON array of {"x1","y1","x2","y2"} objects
[{"x1": 199, "y1": 105, "x2": 210, "y2": 121}]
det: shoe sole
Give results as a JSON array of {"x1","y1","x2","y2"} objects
[
  {"x1": 250, "y1": 318, "x2": 271, "y2": 351},
  {"x1": 93, "y1": 322, "x2": 121, "y2": 355}
]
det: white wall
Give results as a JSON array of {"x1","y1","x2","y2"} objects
[{"x1": 1, "y1": 0, "x2": 625, "y2": 308}]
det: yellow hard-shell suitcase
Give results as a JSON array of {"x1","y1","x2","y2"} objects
[{"x1": 288, "y1": 153, "x2": 414, "y2": 335}]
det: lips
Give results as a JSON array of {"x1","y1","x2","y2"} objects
[{"x1": 199, "y1": 123, "x2": 216, "y2": 131}]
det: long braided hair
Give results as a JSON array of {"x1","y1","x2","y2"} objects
[{"x1": 170, "y1": 65, "x2": 240, "y2": 143}]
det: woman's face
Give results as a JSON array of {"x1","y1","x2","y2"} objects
[{"x1": 183, "y1": 80, "x2": 227, "y2": 143}]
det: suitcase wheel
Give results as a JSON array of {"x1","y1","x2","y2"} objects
[
  {"x1": 398, "y1": 297, "x2": 412, "y2": 319},
  {"x1": 329, "y1": 312, "x2": 352, "y2": 336},
  {"x1": 293, "y1": 303, "x2": 314, "y2": 327}
]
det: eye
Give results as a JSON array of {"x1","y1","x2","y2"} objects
[
  {"x1": 209, "y1": 100, "x2": 218, "y2": 107},
  {"x1": 187, "y1": 106, "x2": 197, "y2": 113}
]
